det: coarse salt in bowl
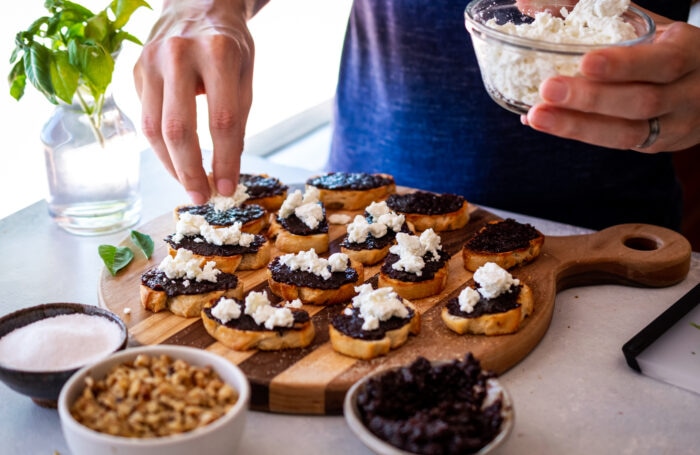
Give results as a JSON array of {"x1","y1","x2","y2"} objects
[
  {"x1": 464, "y1": 0, "x2": 655, "y2": 114},
  {"x1": 0, "y1": 302, "x2": 128, "y2": 407},
  {"x1": 58, "y1": 344, "x2": 250, "y2": 455}
]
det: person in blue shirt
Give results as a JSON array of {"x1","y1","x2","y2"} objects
[{"x1": 133, "y1": 0, "x2": 700, "y2": 230}]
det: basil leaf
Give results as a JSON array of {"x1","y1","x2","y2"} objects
[
  {"x1": 8, "y1": 60, "x2": 26, "y2": 101},
  {"x1": 111, "y1": 0, "x2": 151, "y2": 30},
  {"x1": 50, "y1": 51, "x2": 80, "y2": 104},
  {"x1": 23, "y1": 43, "x2": 56, "y2": 103},
  {"x1": 8, "y1": 0, "x2": 150, "y2": 115},
  {"x1": 130, "y1": 230, "x2": 154, "y2": 259},
  {"x1": 99, "y1": 244, "x2": 134, "y2": 276},
  {"x1": 691, "y1": 322, "x2": 700, "y2": 330}
]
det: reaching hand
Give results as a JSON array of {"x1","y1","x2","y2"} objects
[
  {"x1": 134, "y1": 0, "x2": 259, "y2": 204},
  {"x1": 523, "y1": 20, "x2": 700, "y2": 153}
]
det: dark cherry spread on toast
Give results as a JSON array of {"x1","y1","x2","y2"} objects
[
  {"x1": 141, "y1": 268, "x2": 239, "y2": 296},
  {"x1": 203, "y1": 301, "x2": 310, "y2": 332},
  {"x1": 177, "y1": 203, "x2": 266, "y2": 227},
  {"x1": 330, "y1": 305, "x2": 414, "y2": 341},
  {"x1": 165, "y1": 233, "x2": 266, "y2": 257},
  {"x1": 386, "y1": 191, "x2": 464, "y2": 215},
  {"x1": 306, "y1": 172, "x2": 394, "y2": 190},
  {"x1": 380, "y1": 250, "x2": 451, "y2": 282},
  {"x1": 268, "y1": 256, "x2": 359, "y2": 289},
  {"x1": 240, "y1": 173, "x2": 288, "y2": 198},
  {"x1": 356, "y1": 354, "x2": 503, "y2": 455},
  {"x1": 445, "y1": 284, "x2": 522, "y2": 318},
  {"x1": 277, "y1": 205, "x2": 329, "y2": 236},
  {"x1": 465, "y1": 218, "x2": 541, "y2": 253}
]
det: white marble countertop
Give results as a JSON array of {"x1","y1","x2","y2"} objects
[{"x1": 1, "y1": 149, "x2": 699, "y2": 455}]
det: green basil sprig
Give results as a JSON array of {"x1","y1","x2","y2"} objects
[
  {"x1": 99, "y1": 229, "x2": 153, "y2": 276},
  {"x1": 8, "y1": 0, "x2": 150, "y2": 145}
]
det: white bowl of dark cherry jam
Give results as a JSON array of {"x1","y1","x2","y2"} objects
[{"x1": 344, "y1": 353, "x2": 514, "y2": 455}]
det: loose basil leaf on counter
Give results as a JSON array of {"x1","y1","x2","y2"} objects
[
  {"x1": 98, "y1": 244, "x2": 134, "y2": 276},
  {"x1": 130, "y1": 230, "x2": 154, "y2": 258}
]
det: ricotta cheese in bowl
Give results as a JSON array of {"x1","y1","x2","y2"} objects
[{"x1": 464, "y1": 0, "x2": 655, "y2": 114}]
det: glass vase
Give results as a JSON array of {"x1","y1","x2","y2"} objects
[{"x1": 41, "y1": 93, "x2": 141, "y2": 235}]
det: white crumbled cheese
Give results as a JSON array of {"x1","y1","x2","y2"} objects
[
  {"x1": 209, "y1": 184, "x2": 250, "y2": 212},
  {"x1": 173, "y1": 213, "x2": 255, "y2": 247},
  {"x1": 328, "y1": 252, "x2": 351, "y2": 272},
  {"x1": 243, "y1": 291, "x2": 294, "y2": 330},
  {"x1": 158, "y1": 248, "x2": 220, "y2": 282},
  {"x1": 389, "y1": 229, "x2": 442, "y2": 276},
  {"x1": 294, "y1": 202, "x2": 324, "y2": 230},
  {"x1": 211, "y1": 297, "x2": 242, "y2": 323},
  {"x1": 473, "y1": 0, "x2": 637, "y2": 106},
  {"x1": 350, "y1": 284, "x2": 409, "y2": 331},
  {"x1": 278, "y1": 249, "x2": 349, "y2": 280},
  {"x1": 346, "y1": 201, "x2": 405, "y2": 244},
  {"x1": 473, "y1": 262, "x2": 520, "y2": 299},
  {"x1": 458, "y1": 287, "x2": 482, "y2": 313},
  {"x1": 123, "y1": 307, "x2": 132, "y2": 315},
  {"x1": 278, "y1": 187, "x2": 324, "y2": 229},
  {"x1": 285, "y1": 299, "x2": 303, "y2": 309}
]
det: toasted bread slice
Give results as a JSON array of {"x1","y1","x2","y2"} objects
[
  {"x1": 462, "y1": 218, "x2": 544, "y2": 272},
  {"x1": 441, "y1": 283, "x2": 534, "y2": 336},
  {"x1": 239, "y1": 173, "x2": 288, "y2": 212},
  {"x1": 201, "y1": 302, "x2": 314, "y2": 351},
  {"x1": 378, "y1": 264, "x2": 448, "y2": 300},
  {"x1": 341, "y1": 243, "x2": 392, "y2": 266},
  {"x1": 174, "y1": 203, "x2": 268, "y2": 234},
  {"x1": 139, "y1": 280, "x2": 244, "y2": 318},
  {"x1": 266, "y1": 261, "x2": 364, "y2": 306},
  {"x1": 268, "y1": 217, "x2": 329, "y2": 254},
  {"x1": 306, "y1": 172, "x2": 396, "y2": 211},
  {"x1": 329, "y1": 301, "x2": 421, "y2": 360},
  {"x1": 386, "y1": 191, "x2": 469, "y2": 232},
  {"x1": 166, "y1": 237, "x2": 272, "y2": 274}
]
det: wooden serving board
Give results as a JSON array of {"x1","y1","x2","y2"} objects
[{"x1": 98, "y1": 203, "x2": 691, "y2": 415}]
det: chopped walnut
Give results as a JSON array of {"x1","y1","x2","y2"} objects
[{"x1": 70, "y1": 353, "x2": 238, "y2": 438}]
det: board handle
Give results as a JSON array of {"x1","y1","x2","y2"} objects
[{"x1": 545, "y1": 223, "x2": 692, "y2": 291}]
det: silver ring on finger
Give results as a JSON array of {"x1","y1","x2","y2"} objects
[{"x1": 635, "y1": 117, "x2": 661, "y2": 149}]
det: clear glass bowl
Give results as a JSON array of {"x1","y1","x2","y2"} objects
[{"x1": 464, "y1": 0, "x2": 655, "y2": 114}]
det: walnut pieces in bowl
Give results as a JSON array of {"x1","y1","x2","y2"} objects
[
  {"x1": 58, "y1": 345, "x2": 250, "y2": 455},
  {"x1": 344, "y1": 353, "x2": 514, "y2": 455}
]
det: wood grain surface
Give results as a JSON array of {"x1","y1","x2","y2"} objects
[{"x1": 98, "y1": 202, "x2": 692, "y2": 415}]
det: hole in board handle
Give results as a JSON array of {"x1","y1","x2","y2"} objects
[{"x1": 624, "y1": 236, "x2": 659, "y2": 251}]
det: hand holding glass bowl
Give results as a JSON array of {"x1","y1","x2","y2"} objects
[{"x1": 464, "y1": 0, "x2": 655, "y2": 115}]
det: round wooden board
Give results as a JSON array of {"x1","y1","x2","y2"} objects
[{"x1": 98, "y1": 201, "x2": 691, "y2": 414}]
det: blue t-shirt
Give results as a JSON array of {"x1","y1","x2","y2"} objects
[{"x1": 328, "y1": 0, "x2": 690, "y2": 230}]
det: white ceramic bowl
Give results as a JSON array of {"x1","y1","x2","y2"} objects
[
  {"x1": 464, "y1": 0, "x2": 655, "y2": 114},
  {"x1": 344, "y1": 357, "x2": 514, "y2": 455},
  {"x1": 58, "y1": 345, "x2": 250, "y2": 455}
]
